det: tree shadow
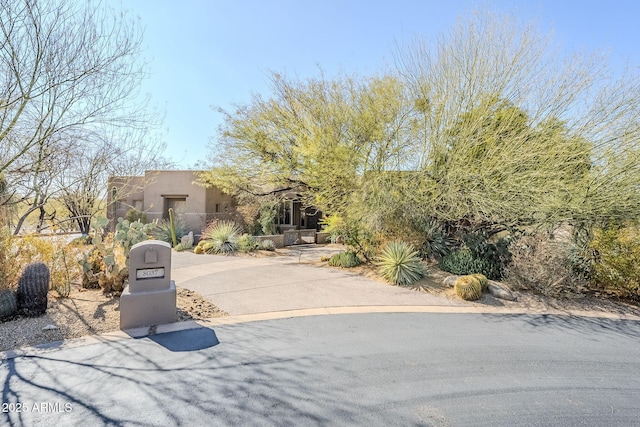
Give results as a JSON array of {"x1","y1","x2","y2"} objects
[
  {"x1": 480, "y1": 312, "x2": 640, "y2": 340},
  {"x1": 0, "y1": 321, "x2": 367, "y2": 426}
]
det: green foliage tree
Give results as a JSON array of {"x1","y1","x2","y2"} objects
[{"x1": 202, "y1": 8, "x2": 640, "y2": 250}]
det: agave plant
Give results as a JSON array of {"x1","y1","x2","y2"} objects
[
  {"x1": 377, "y1": 241, "x2": 427, "y2": 286},
  {"x1": 201, "y1": 220, "x2": 241, "y2": 254}
]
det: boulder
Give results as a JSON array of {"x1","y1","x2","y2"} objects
[
  {"x1": 181, "y1": 231, "x2": 194, "y2": 247},
  {"x1": 487, "y1": 280, "x2": 517, "y2": 301},
  {"x1": 443, "y1": 275, "x2": 460, "y2": 287}
]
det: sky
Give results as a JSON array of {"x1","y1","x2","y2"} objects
[{"x1": 124, "y1": 0, "x2": 640, "y2": 168}]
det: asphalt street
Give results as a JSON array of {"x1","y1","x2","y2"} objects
[{"x1": 2, "y1": 312, "x2": 639, "y2": 426}]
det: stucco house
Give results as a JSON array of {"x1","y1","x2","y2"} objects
[
  {"x1": 107, "y1": 170, "x2": 324, "y2": 242},
  {"x1": 107, "y1": 170, "x2": 236, "y2": 236}
]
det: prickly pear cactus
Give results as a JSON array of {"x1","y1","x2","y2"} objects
[
  {"x1": 454, "y1": 275, "x2": 482, "y2": 301},
  {"x1": 0, "y1": 289, "x2": 18, "y2": 319},
  {"x1": 470, "y1": 273, "x2": 489, "y2": 291},
  {"x1": 17, "y1": 262, "x2": 50, "y2": 317}
]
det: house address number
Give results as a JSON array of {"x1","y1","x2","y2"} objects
[{"x1": 136, "y1": 268, "x2": 165, "y2": 280}]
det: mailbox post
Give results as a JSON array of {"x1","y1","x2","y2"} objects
[{"x1": 120, "y1": 240, "x2": 176, "y2": 330}]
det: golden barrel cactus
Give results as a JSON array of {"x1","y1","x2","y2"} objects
[{"x1": 454, "y1": 275, "x2": 482, "y2": 301}]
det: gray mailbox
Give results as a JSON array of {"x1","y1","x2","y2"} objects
[{"x1": 120, "y1": 240, "x2": 176, "y2": 330}]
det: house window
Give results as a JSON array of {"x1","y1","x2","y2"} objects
[
  {"x1": 215, "y1": 203, "x2": 219, "y2": 213},
  {"x1": 277, "y1": 200, "x2": 293, "y2": 225}
]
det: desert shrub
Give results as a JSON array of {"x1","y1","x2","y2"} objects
[
  {"x1": 328, "y1": 251, "x2": 362, "y2": 268},
  {"x1": 174, "y1": 242, "x2": 192, "y2": 252},
  {"x1": 454, "y1": 275, "x2": 483, "y2": 300},
  {"x1": 0, "y1": 233, "x2": 81, "y2": 296},
  {"x1": 503, "y1": 233, "x2": 588, "y2": 297},
  {"x1": 258, "y1": 201, "x2": 278, "y2": 235},
  {"x1": 439, "y1": 248, "x2": 500, "y2": 279},
  {"x1": 589, "y1": 224, "x2": 640, "y2": 300},
  {"x1": 343, "y1": 224, "x2": 380, "y2": 262},
  {"x1": 124, "y1": 208, "x2": 147, "y2": 224},
  {"x1": 237, "y1": 234, "x2": 259, "y2": 253},
  {"x1": 201, "y1": 220, "x2": 241, "y2": 254},
  {"x1": 69, "y1": 235, "x2": 92, "y2": 245},
  {"x1": 377, "y1": 241, "x2": 427, "y2": 286},
  {"x1": 259, "y1": 239, "x2": 276, "y2": 251},
  {"x1": 415, "y1": 218, "x2": 455, "y2": 260},
  {"x1": 151, "y1": 218, "x2": 185, "y2": 245},
  {"x1": 320, "y1": 215, "x2": 346, "y2": 243},
  {"x1": 460, "y1": 231, "x2": 511, "y2": 279}
]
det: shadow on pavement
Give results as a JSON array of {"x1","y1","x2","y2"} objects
[
  {"x1": 145, "y1": 327, "x2": 219, "y2": 352},
  {"x1": 481, "y1": 312, "x2": 640, "y2": 339}
]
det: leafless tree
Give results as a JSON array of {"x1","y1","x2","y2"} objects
[{"x1": 0, "y1": 0, "x2": 168, "y2": 234}]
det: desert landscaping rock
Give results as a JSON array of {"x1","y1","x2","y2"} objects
[{"x1": 487, "y1": 280, "x2": 518, "y2": 301}]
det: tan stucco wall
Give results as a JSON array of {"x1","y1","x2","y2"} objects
[
  {"x1": 108, "y1": 170, "x2": 238, "y2": 236},
  {"x1": 107, "y1": 176, "x2": 145, "y2": 229}
]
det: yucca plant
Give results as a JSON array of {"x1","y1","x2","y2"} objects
[
  {"x1": 377, "y1": 241, "x2": 427, "y2": 286},
  {"x1": 201, "y1": 220, "x2": 241, "y2": 254},
  {"x1": 151, "y1": 218, "x2": 185, "y2": 245}
]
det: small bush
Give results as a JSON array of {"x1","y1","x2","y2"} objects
[
  {"x1": 201, "y1": 220, "x2": 241, "y2": 254},
  {"x1": 461, "y1": 231, "x2": 511, "y2": 279},
  {"x1": 259, "y1": 239, "x2": 276, "y2": 251},
  {"x1": 0, "y1": 233, "x2": 81, "y2": 296},
  {"x1": 377, "y1": 241, "x2": 427, "y2": 286},
  {"x1": 503, "y1": 234, "x2": 588, "y2": 297},
  {"x1": 439, "y1": 249, "x2": 500, "y2": 279},
  {"x1": 589, "y1": 224, "x2": 640, "y2": 299},
  {"x1": 237, "y1": 234, "x2": 259, "y2": 253},
  {"x1": 174, "y1": 242, "x2": 192, "y2": 252},
  {"x1": 124, "y1": 208, "x2": 147, "y2": 224},
  {"x1": 69, "y1": 235, "x2": 92, "y2": 245},
  {"x1": 328, "y1": 251, "x2": 362, "y2": 268}
]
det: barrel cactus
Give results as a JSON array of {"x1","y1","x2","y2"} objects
[
  {"x1": 0, "y1": 289, "x2": 18, "y2": 319},
  {"x1": 17, "y1": 262, "x2": 50, "y2": 317},
  {"x1": 454, "y1": 275, "x2": 482, "y2": 301},
  {"x1": 470, "y1": 273, "x2": 489, "y2": 291}
]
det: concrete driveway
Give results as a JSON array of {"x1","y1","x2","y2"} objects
[{"x1": 171, "y1": 245, "x2": 466, "y2": 315}]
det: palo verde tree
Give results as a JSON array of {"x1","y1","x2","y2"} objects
[
  {"x1": 0, "y1": 0, "x2": 166, "y2": 234},
  {"x1": 204, "y1": 8, "x2": 640, "y2": 244},
  {"x1": 394, "y1": 9, "x2": 640, "y2": 231},
  {"x1": 199, "y1": 71, "x2": 413, "y2": 235}
]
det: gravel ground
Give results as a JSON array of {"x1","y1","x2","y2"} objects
[{"x1": 0, "y1": 284, "x2": 226, "y2": 352}]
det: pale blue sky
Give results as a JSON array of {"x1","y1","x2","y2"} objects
[{"x1": 125, "y1": 0, "x2": 640, "y2": 167}]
